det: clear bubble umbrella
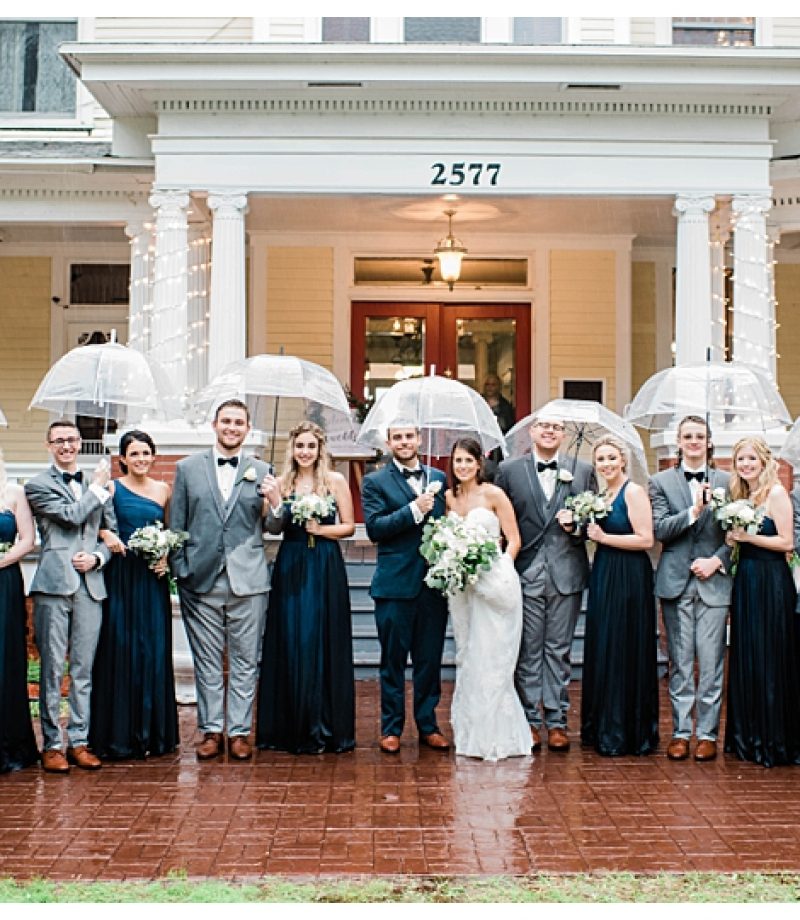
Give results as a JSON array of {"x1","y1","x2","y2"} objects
[
  {"x1": 505, "y1": 398, "x2": 650, "y2": 485},
  {"x1": 190, "y1": 354, "x2": 358, "y2": 464},
  {"x1": 0, "y1": 406, "x2": 6, "y2": 427},
  {"x1": 29, "y1": 340, "x2": 181, "y2": 431},
  {"x1": 625, "y1": 361, "x2": 791, "y2": 432},
  {"x1": 356, "y1": 374, "x2": 506, "y2": 459},
  {"x1": 778, "y1": 417, "x2": 800, "y2": 468}
]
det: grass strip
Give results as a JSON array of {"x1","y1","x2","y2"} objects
[{"x1": 1, "y1": 872, "x2": 800, "y2": 903}]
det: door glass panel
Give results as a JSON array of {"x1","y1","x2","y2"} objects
[
  {"x1": 362, "y1": 315, "x2": 425, "y2": 410},
  {"x1": 455, "y1": 317, "x2": 518, "y2": 434}
]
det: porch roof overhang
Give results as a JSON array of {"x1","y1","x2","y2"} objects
[{"x1": 59, "y1": 42, "x2": 800, "y2": 120}]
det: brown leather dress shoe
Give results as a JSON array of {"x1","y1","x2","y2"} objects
[
  {"x1": 667, "y1": 737, "x2": 691, "y2": 760},
  {"x1": 196, "y1": 732, "x2": 224, "y2": 760},
  {"x1": 530, "y1": 726, "x2": 542, "y2": 752},
  {"x1": 66, "y1": 746, "x2": 102, "y2": 770},
  {"x1": 228, "y1": 736, "x2": 253, "y2": 760},
  {"x1": 547, "y1": 728, "x2": 570, "y2": 751},
  {"x1": 379, "y1": 735, "x2": 401, "y2": 754},
  {"x1": 420, "y1": 732, "x2": 451, "y2": 751},
  {"x1": 694, "y1": 739, "x2": 718, "y2": 761},
  {"x1": 41, "y1": 749, "x2": 70, "y2": 773}
]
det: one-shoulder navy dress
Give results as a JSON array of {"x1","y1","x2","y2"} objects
[{"x1": 89, "y1": 482, "x2": 179, "y2": 758}]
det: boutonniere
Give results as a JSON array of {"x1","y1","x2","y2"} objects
[
  {"x1": 425, "y1": 480, "x2": 442, "y2": 496},
  {"x1": 558, "y1": 469, "x2": 574, "y2": 484},
  {"x1": 242, "y1": 467, "x2": 257, "y2": 483}
]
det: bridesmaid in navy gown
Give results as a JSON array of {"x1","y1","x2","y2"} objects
[
  {"x1": 257, "y1": 421, "x2": 356, "y2": 754},
  {"x1": 0, "y1": 451, "x2": 38, "y2": 772},
  {"x1": 90, "y1": 430, "x2": 178, "y2": 759},
  {"x1": 724, "y1": 437, "x2": 800, "y2": 768},
  {"x1": 579, "y1": 436, "x2": 659, "y2": 757}
]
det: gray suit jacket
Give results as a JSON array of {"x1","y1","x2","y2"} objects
[
  {"x1": 169, "y1": 450, "x2": 282, "y2": 597},
  {"x1": 649, "y1": 465, "x2": 732, "y2": 606},
  {"x1": 495, "y1": 454, "x2": 596, "y2": 595},
  {"x1": 25, "y1": 466, "x2": 117, "y2": 601}
]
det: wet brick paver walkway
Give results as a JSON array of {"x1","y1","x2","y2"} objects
[{"x1": 2, "y1": 679, "x2": 800, "y2": 880}]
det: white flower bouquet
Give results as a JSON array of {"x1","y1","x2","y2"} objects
[
  {"x1": 420, "y1": 515, "x2": 500, "y2": 597},
  {"x1": 290, "y1": 492, "x2": 336, "y2": 547},
  {"x1": 709, "y1": 489, "x2": 766, "y2": 574},
  {"x1": 564, "y1": 489, "x2": 613, "y2": 528},
  {"x1": 127, "y1": 521, "x2": 188, "y2": 576},
  {"x1": 0, "y1": 541, "x2": 12, "y2": 558}
]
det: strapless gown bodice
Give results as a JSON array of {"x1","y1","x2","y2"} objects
[{"x1": 449, "y1": 505, "x2": 501, "y2": 538}]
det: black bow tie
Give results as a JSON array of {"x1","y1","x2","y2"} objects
[
  {"x1": 402, "y1": 467, "x2": 423, "y2": 480},
  {"x1": 217, "y1": 456, "x2": 239, "y2": 468},
  {"x1": 537, "y1": 460, "x2": 557, "y2": 473},
  {"x1": 684, "y1": 470, "x2": 705, "y2": 482},
  {"x1": 62, "y1": 471, "x2": 83, "y2": 485}
]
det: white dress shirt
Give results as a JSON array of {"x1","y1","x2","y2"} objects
[
  {"x1": 682, "y1": 464, "x2": 707, "y2": 524},
  {"x1": 533, "y1": 452, "x2": 560, "y2": 502},
  {"x1": 395, "y1": 459, "x2": 426, "y2": 524},
  {"x1": 214, "y1": 449, "x2": 242, "y2": 503}
]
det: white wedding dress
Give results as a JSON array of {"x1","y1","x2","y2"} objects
[{"x1": 448, "y1": 507, "x2": 532, "y2": 761}]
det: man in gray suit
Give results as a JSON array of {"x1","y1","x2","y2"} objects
[
  {"x1": 495, "y1": 411, "x2": 596, "y2": 752},
  {"x1": 170, "y1": 399, "x2": 283, "y2": 761},
  {"x1": 649, "y1": 415, "x2": 732, "y2": 762},
  {"x1": 25, "y1": 419, "x2": 117, "y2": 773}
]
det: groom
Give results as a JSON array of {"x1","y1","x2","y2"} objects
[
  {"x1": 170, "y1": 399, "x2": 283, "y2": 761},
  {"x1": 495, "y1": 411, "x2": 595, "y2": 752},
  {"x1": 361, "y1": 421, "x2": 449, "y2": 754}
]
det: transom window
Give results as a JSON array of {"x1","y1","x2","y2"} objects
[
  {"x1": 403, "y1": 18, "x2": 481, "y2": 43},
  {"x1": 0, "y1": 20, "x2": 77, "y2": 114},
  {"x1": 672, "y1": 17, "x2": 755, "y2": 47},
  {"x1": 321, "y1": 18, "x2": 370, "y2": 42}
]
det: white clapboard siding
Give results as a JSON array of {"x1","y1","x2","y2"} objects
[
  {"x1": 93, "y1": 18, "x2": 253, "y2": 42},
  {"x1": 771, "y1": 18, "x2": 800, "y2": 46}
]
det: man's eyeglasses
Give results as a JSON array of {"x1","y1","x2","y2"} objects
[
  {"x1": 534, "y1": 422, "x2": 565, "y2": 433},
  {"x1": 48, "y1": 437, "x2": 81, "y2": 447}
]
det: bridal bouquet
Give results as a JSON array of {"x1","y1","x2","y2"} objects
[
  {"x1": 709, "y1": 489, "x2": 765, "y2": 574},
  {"x1": 290, "y1": 493, "x2": 336, "y2": 547},
  {"x1": 564, "y1": 489, "x2": 612, "y2": 527},
  {"x1": 420, "y1": 515, "x2": 500, "y2": 597},
  {"x1": 0, "y1": 541, "x2": 12, "y2": 558},
  {"x1": 128, "y1": 521, "x2": 188, "y2": 576}
]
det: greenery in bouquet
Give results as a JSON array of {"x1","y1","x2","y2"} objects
[
  {"x1": 0, "y1": 541, "x2": 12, "y2": 558},
  {"x1": 289, "y1": 492, "x2": 336, "y2": 547},
  {"x1": 709, "y1": 488, "x2": 765, "y2": 574},
  {"x1": 420, "y1": 514, "x2": 500, "y2": 597},
  {"x1": 564, "y1": 489, "x2": 613, "y2": 528},
  {"x1": 127, "y1": 521, "x2": 188, "y2": 576}
]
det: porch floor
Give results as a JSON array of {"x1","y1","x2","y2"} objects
[{"x1": 1, "y1": 679, "x2": 800, "y2": 880}]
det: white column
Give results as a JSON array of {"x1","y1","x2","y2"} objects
[
  {"x1": 673, "y1": 194, "x2": 715, "y2": 365},
  {"x1": 125, "y1": 219, "x2": 154, "y2": 354},
  {"x1": 709, "y1": 213, "x2": 730, "y2": 363},
  {"x1": 207, "y1": 191, "x2": 248, "y2": 381},
  {"x1": 186, "y1": 223, "x2": 211, "y2": 399},
  {"x1": 149, "y1": 190, "x2": 190, "y2": 408},
  {"x1": 731, "y1": 195, "x2": 773, "y2": 378},
  {"x1": 767, "y1": 223, "x2": 780, "y2": 383}
]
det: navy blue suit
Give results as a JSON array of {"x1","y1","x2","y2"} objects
[{"x1": 361, "y1": 461, "x2": 448, "y2": 737}]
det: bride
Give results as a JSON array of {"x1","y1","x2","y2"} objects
[{"x1": 445, "y1": 437, "x2": 532, "y2": 761}]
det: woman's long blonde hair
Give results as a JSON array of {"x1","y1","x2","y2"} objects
[
  {"x1": 729, "y1": 436, "x2": 778, "y2": 506},
  {"x1": 280, "y1": 421, "x2": 333, "y2": 498}
]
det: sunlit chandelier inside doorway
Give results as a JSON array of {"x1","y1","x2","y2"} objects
[{"x1": 433, "y1": 209, "x2": 467, "y2": 291}]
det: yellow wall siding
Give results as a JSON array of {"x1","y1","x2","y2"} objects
[
  {"x1": 0, "y1": 258, "x2": 51, "y2": 462},
  {"x1": 772, "y1": 19, "x2": 800, "y2": 46},
  {"x1": 94, "y1": 18, "x2": 253, "y2": 41},
  {"x1": 776, "y1": 263, "x2": 800, "y2": 419},
  {"x1": 265, "y1": 247, "x2": 334, "y2": 368},
  {"x1": 630, "y1": 18, "x2": 658, "y2": 44},
  {"x1": 549, "y1": 250, "x2": 617, "y2": 407},
  {"x1": 631, "y1": 261, "x2": 657, "y2": 394}
]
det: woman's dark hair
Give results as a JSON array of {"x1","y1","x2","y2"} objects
[
  {"x1": 118, "y1": 429, "x2": 156, "y2": 474},
  {"x1": 449, "y1": 437, "x2": 485, "y2": 496},
  {"x1": 675, "y1": 415, "x2": 715, "y2": 468}
]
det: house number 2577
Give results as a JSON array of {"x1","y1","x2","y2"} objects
[{"x1": 430, "y1": 162, "x2": 502, "y2": 186}]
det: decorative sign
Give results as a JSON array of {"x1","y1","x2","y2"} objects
[{"x1": 430, "y1": 162, "x2": 502, "y2": 187}]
